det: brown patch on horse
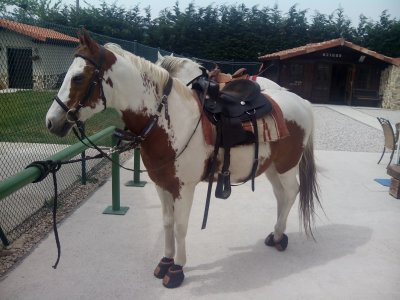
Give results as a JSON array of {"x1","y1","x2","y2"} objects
[
  {"x1": 67, "y1": 30, "x2": 117, "y2": 109},
  {"x1": 121, "y1": 110, "x2": 182, "y2": 200},
  {"x1": 200, "y1": 156, "x2": 222, "y2": 181},
  {"x1": 253, "y1": 121, "x2": 304, "y2": 176},
  {"x1": 270, "y1": 121, "x2": 305, "y2": 174},
  {"x1": 105, "y1": 77, "x2": 113, "y2": 88}
]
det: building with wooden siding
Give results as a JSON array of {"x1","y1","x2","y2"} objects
[{"x1": 258, "y1": 38, "x2": 399, "y2": 107}]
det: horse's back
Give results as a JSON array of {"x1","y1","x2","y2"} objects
[
  {"x1": 263, "y1": 89, "x2": 314, "y2": 148},
  {"x1": 256, "y1": 77, "x2": 286, "y2": 91}
]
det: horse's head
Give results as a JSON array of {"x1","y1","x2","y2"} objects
[
  {"x1": 46, "y1": 30, "x2": 116, "y2": 137},
  {"x1": 155, "y1": 53, "x2": 206, "y2": 85}
]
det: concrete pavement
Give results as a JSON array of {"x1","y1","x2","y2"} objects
[
  {"x1": 0, "y1": 105, "x2": 399, "y2": 299},
  {"x1": 0, "y1": 149, "x2": 399, "y2": 299}
]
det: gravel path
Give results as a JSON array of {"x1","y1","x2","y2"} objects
[{"x1": 313, "y1": 106, "x2": 398, "y2": 153}]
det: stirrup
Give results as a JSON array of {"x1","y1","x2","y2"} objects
[{"x1": 215, "y1": 171, "x2": 231, "y2": 199}]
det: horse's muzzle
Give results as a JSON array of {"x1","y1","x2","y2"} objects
[{"x1": 46, "y1": 115, "x2": 74, "y2": 137}]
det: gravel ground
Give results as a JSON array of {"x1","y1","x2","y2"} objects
[{"x1": 313, "y1": 106, "x2": 398, "y2": 153}]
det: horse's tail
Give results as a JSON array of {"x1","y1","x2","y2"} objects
[{"x1": 298, "y1": 127, "x2": 322, "y2": 238}]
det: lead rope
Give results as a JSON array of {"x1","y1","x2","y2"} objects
[
  {"x1": 50, "y1": 164, "x2": 61, "y2": 269},
  {"x1": 26, "y1": 154, "x2": 104, "y2": 268}
]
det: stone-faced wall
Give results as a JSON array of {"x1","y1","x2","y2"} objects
[{"x1": 380, "y1": 65, "x2": 400, "y2": 110}]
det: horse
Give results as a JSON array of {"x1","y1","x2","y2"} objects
[
  {"x1": 46, "y1": 31, "x2": 321, "y2": 289},
  {"x1": 155, "y1": 52, "x2": 286, "y2": 91}
]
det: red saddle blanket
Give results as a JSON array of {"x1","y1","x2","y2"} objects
[{"x1": 193, "y1": 91, "x2": 289, "y2": 146}]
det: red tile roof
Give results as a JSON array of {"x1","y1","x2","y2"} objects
[
  {"x1": 0, "y1": 19, "x2": 79, "y2": 43},
  {"x1": 258, "y1": 38, "x2": 399, "y2": 66}
]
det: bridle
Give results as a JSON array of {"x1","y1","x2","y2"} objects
[
  {"x1": 54, "y1": 46, "x2": 107, "y2": 124},
  {"x1": 53, "y1": 45, "x2": 176, "y2": 152}
]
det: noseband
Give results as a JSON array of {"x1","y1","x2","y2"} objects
[{"x1": 54, "y1": 46, "x2": 107, "y2": 123}]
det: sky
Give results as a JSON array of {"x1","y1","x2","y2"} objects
[{"x1": 61, "y1": 0, "x2": 400, "y2": 26}]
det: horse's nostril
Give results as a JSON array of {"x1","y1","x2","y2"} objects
[{"x1": 47, "y1": 120, "x2": 52, "y2": 130}]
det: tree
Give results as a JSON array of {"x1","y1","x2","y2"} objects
[{"x1": 1, "y1": 0, "x2": 398, "y2": 59}]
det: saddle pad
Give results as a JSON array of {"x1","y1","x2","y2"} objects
[{"x1": 193, "y1": 91, "x2": 289, "y2": 146}]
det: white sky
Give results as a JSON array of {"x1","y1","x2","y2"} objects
[{"x1": 61, "y1": 0, "x2": 400, "y2": 25}]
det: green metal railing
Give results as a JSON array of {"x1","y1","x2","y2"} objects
[{"x1": 0, "y1": 126, "x2": 128, "y2": 246}]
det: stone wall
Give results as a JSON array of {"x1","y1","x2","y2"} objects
[
  {"x1": 380, "y1": 65, "x2": 400, "y2": 110},
  {"x1": 0, "y1": 75, "x2": 8, "y2": 90},
  {"x1": 32, "y1": 73, "x2": 66, "y2": 90}
]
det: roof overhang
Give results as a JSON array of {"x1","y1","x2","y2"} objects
[{"x1": 258, "y1": 38, "x2": 399, "y2": 66}]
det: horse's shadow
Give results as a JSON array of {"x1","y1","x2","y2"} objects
[{"x1": 185, "y1": 224, "x2": 372, "y2": 295}]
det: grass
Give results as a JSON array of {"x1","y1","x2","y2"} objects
[{"x1": 0, "y1": 90, "x2": 124, "y2": 144}]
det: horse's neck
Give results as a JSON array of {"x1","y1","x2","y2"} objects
[
  {"x1": 104, "y1": 54, "x2": 201, "y2": 145},
  {"x1": 120, "y1": 82, "x2": 202, "y2": 170},
  {"x1": 105, "y1": 58, "x2": 161, "y2": 114}
]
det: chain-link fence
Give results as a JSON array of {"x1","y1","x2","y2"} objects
[
  {"x1": 0, "y1": 19, "x2": 171, "y2": 247},
  {"x1": 0, "y1": 18, "x2": 263, "y2": 247}
]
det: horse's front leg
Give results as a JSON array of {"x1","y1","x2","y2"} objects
[
  {"x1": 154, "y1": 184, "x2": 195, "y2": 288},
  {"x1": 153, "y1": 186, "x2": 175, "y2": 281}
]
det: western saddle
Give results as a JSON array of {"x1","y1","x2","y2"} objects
[{"x1": 192, "y1": 68, "x2": 272, "y2": 228}]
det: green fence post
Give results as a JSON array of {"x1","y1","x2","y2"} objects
[
  {"x1": 103, "y1": 135, "x2": 129, "y2": 215},
  {"x1": 125, "y1": 148, "x2": 147, "y2": 187},
  {"x1": 80, "y1": 123, "x2": 87, "y2": 185}
]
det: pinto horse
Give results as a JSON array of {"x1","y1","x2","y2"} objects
[{"x1": 46, "y1": 31, "x2": 321, "y2": 288}]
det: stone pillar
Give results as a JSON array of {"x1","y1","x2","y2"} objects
[{"x1": 381, "y1": 65, "x2": 400, "y2": 110}]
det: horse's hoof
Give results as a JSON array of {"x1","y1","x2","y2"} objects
[
  {"x1": 264, "y1": 233, "x2": 288, "y2": 251},
  {"x1": 154, "y1": 257, "x2": 174, "y2": 279},
  {"x1": 162, "y1": 264, "x2": 185, "y2": 288}
]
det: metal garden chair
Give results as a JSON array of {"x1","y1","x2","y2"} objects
[{"x1": 377, "y1": 117, "x2": 399, "y2": 167}]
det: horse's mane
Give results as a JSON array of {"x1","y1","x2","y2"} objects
[
  {"x1": 158, "y1": 56, "x2": 202, "y2": 78},
  {"x1": 104, "y1": 43, "x2": 193, "y2": 100},
  {"x1": 104, "y1": 43, "x2": 171, "y2": 93}
]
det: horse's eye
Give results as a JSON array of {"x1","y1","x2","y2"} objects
[{"x1": 72, "y1": 74, "x2": 84, "y2": 83}]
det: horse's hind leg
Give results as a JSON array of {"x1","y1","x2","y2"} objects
[{"x1": 265, "y1": 165, "x2": 299, "y2": 251}]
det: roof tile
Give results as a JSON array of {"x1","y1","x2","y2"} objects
[{"x1": 0, "y1": 19, "x2": 78, "y2": 43}]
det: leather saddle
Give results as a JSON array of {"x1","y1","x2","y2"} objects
[
  {"x1": 204, "y1": 79, "x2": 271, "y2": 148},
  {"x1": 207, "y1": 79, "x2": 270, "y2": 119},
  {"x1": 192, "y1": 75, "x2": 273, "y2": 229}
]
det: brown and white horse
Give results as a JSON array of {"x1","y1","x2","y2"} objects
[{"x1": 46, "y1": 31, "x2": 321, "y2": 288}]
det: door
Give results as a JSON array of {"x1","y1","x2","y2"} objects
[
  {"x1": 330, "y1": 64, "x2": 350, "y2": 104},
  {"x1": 7, "y1": 48, "x2": 33, "y2": 89},
  {"x1": 311, "y1": 63, "x2": 331, "y2": 103}
]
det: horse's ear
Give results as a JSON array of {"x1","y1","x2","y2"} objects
[
  {"x1": 77, "y1": 28, "x2": 98, "y2": 53},
  {"x1": 157, "y1": 51, "x2": 163, "y2": 60},
  {"x1": 170, "y1": 53, "x2": 174, "y2": 57}
]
